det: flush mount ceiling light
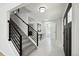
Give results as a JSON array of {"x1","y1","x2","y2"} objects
[{"x1": 39, "y1": 7, "x2": 46, "y2": 13}]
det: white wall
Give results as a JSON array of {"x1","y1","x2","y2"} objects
[
  {"x1": 56, "y1": 18, "x2": 63, "y2": 48},
  {"x1": 0, "y1": 3, "x2": 22, "y2": 56},
  {"x1": 17, "y1": 7, "x2": 37, "y2": 32},
  {"x1": 72, "y1": 4, "x2": 79, "y2": 56}
]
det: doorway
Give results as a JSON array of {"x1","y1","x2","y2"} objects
[
  {"x1": 64, "y1": 22, "x2": 72, "y2": 56},
  {"x1": 44, "y1": 22, "x2": 56, "y2": 45},
  {"x1": 63, "y1": 3, "x2": 72, "y2": 56}
]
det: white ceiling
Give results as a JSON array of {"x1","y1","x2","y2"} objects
[{"x1": 23, "y1": 3, "x2": 68, "y2": 22}]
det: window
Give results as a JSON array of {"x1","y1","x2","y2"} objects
[{"x1": 68, "y1": 7, "x2": 72, "y2": 23}]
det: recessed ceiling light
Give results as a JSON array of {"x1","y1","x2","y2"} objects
[{"x1": 39, "y1": 7, "x2": 46, "y2": 13}]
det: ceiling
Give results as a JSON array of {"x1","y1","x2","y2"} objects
[{"x1": 22, "y1": 3, "x2": 68, "y2": 22}]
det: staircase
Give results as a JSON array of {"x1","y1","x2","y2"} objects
[
  {"x1": 9, "y1": 14, "x2": 38, "y2": 56},
  {"x1": 14, "y1": 20, "x2": 37, "y2": 56}
]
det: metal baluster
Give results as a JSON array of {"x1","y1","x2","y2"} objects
[{"x1": 20, "y1": 35, "x2": 22, "y2": 56}]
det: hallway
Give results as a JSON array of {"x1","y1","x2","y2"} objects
[
  {"x1": 30, "y1": 22, "x2": 64, "y2": 56},
  {"x1": 0, "y1": 3, "x2": 68, "y2": 56},
  {"x1": 30, "y1": 37, "x2": 65, "y2": 56},
  {"x1": 8, "y1": 3, "x2": 68, "y2": 56}
]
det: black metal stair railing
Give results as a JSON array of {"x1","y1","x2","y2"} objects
[
  {"x1": 28, "y1": 25, "x2": 38, "y2": 46},
  {"x1": 8, "y1": 14, "x2": 38, "y2": 56},
  {"x1": 9, "y1": 19, "x2": 22, "y2": 56},
  {"x1": 14, "y1": 14, "x2": 38, "y2": 46}
]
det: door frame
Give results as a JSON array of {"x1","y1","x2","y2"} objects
[{"x1": 63, "y1": 3, "x2": 72, "y2": 56}]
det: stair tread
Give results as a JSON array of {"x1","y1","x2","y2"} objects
[
  {"x1": 22, "y1": 42, "x2": 32, "y2": 49},
  {"x1": 14, "y1": 24, "x2": 26, "y2": 36},
  {"x1": 22, "y1": 38, "x2": 29, "y2": 42},
  {"x1": 22, "y1": 45, "x2": 36, "y2": 56},
  {"x1": 22, "y1": 39, "x2": 30, "y2": 45}
]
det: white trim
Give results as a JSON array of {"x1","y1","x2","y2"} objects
[{"x1": 28, "y1": 37, "x2": 38, "y2": 48}]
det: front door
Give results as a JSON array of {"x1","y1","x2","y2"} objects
[
  {"x1": 63, "y1": 3, "x2": 72, "y2": 56},
  {"x1": 64, "y1": 22, "x2": 72, "y2": 56}
]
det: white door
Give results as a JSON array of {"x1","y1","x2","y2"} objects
[{"x1": 44, "y1": 22, "x2": 56, "y2": 40}]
